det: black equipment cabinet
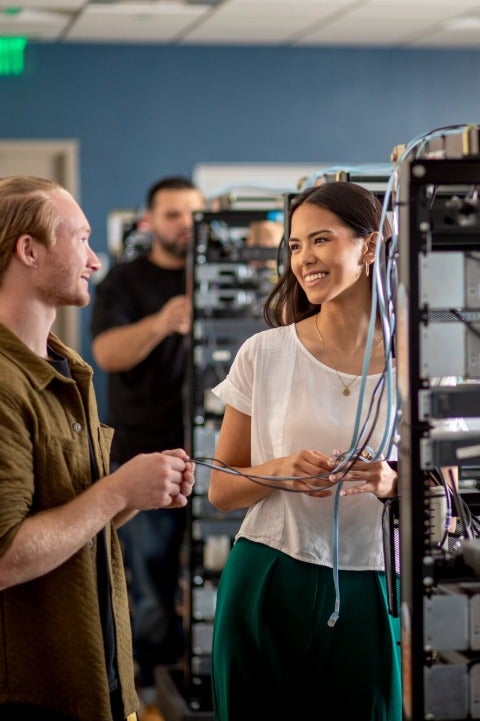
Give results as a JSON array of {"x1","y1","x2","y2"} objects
[
  {"x1": 177, "y1": 208, "x2": 282, "y2": 715},
  {"x1": 396, "y1": 156, "x2": 480, "y2": 721}
]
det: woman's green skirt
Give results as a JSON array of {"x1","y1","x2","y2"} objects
[{"x1": 211, "y1": 538, "x2": 402, "y2": 721}]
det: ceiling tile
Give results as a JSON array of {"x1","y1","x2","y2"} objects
[
  {"x1": 294, "y1": 1, "x2": 480, "y2": 46},
  {"x1": 65, "y1": 1, "x2": 208, "y2": 41},
  {"x1": 180, "y1": 0, "x2": 357, "y2": 44}
]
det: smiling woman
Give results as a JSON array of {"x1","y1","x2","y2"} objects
[{"x1": 207, "y1": 181, "x2": 400, "y2": 721}]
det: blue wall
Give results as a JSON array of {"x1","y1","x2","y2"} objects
[{"x1": 2, "y1": 42, "x2": 480, "y2": 416}]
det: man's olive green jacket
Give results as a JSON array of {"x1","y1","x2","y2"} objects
[{"x1": 0, "y1": 323, "x2": 138, "y2": 721}]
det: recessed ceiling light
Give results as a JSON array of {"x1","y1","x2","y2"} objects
[
  {"x1": 445, "y1": 16, "x2": 480, "y2": 31},
  {"x1": 0, "y1": 8, "x2": 65, "y2": 22}
]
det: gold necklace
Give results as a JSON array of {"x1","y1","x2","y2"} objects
[{"x1": 314, "y1": 314, "x2": 383, "y2": 397}]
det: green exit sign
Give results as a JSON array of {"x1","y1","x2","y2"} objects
[{"x1": 0, "y1": 37, "x2": 27, "y2": 76}]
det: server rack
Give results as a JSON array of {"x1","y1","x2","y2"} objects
[
  {"x1": 395, "y1": 148, "x2": 480, "y2": 721},
  {"x1": 178, "y1": 208, "x2": 283, "y2": 715}
]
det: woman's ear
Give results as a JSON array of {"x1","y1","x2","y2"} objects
[{"x1": 364, "y1": 231, "x2": 382, "y2": 262}]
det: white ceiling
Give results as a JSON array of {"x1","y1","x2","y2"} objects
[{"x1": 2, "y1": 0, "x2": 480, "y2": 46}]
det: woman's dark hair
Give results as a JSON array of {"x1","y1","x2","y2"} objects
[{"x1": 263, "y1": 181, "x2": 391, "y2": 327}]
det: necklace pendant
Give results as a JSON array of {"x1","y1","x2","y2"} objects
[{"x1": 343, "y1": 387, "x2": 351, "y2": 397}]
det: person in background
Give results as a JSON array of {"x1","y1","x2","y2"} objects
[
  {"x1": 246, "y1": 218, "x2": 283, "y2": 269},
  {"x1": 90, "y1": 176, "x2": 205, "y2": 707},
  {"x1": 245, "y1": 219, "x2": 284, "y2": 253},
  {"x1": 207, "y1": 182, "x2": 401, "y2": 721},
  {"x1": 0, "y1": 175, "x2": 195, "y2": 721}
]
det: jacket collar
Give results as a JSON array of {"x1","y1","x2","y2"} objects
[{"x1": 0, "y1": 322, "x2": 92, "y2": 390}]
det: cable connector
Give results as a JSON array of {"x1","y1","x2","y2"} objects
[{"x1": 328, "y1": 598, "x2": 340, "y2": 627}]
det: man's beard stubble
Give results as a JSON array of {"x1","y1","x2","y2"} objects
[{"x1": 154, "y1": 232, "x2": 189, "y2": 260}]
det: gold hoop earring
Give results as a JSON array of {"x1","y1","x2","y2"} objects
[{"x1": 365, "y1": 261, "x2": 370, "y2": 277}]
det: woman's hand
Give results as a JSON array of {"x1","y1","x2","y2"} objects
[
  {"x1": 326, "y1": 449, "x2": 397, "y2": 498},
  {"x1": 277, "y1": 449, "x2": 336, "y2": 497}
]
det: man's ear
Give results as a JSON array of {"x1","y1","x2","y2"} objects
[
  {"x1": 15, "y1": 234, "x2": 38, "y2": 268},
  {"x1": 141, "y1": 210, "x2": 153, "y2": 233}
]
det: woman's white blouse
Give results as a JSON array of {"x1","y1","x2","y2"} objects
[{"x1": 211, "y1": 324, "x2": 397, "y2": 571}]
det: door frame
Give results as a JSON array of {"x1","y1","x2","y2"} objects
[{"x1": 0, "y1": 139, "x2": 80, "y2": 350}]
